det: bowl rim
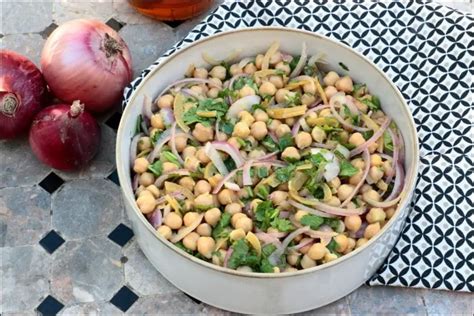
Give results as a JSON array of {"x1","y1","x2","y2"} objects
[{"x1": 116, "y1": 26, "x2": 420, "y2": 279}]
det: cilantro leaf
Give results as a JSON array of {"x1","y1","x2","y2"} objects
[
  {"x1": 300, "y1": 214, "x2": 325, "y2": 230},
  {"x1": 326, "y1": 238, "x2": 339, "y2": 253},
  {"x1": 352, "y1": 83, "x2": 368, "y2": 98},
  {"x1": 162, "y1": 151, "x2": 180, "y2": 165},
  {"x1": 183, "y1": 98, "x2": 228, "y2": 126},
  {"x1": 383, "y1": 131, "x2": 394, "y2": 153},
  {"x1": 271, "y1": 218, "x2": 294, "y2": 232},
  {"x1": 278, "y1": 132, "x2": 294, "y2": 151},
  {"x1": 228, "y1": 239, "x2": 259, "y2": 270},
  {"x1": 150, "y1": 129, "x2": 162, "y2": 144},
  {"x1": 219, "y1": 120, "x2": 234, "y2": 135},
  {"x1": 212, "y1": 212, "x2": 231, "y2": 239},
  {"x1": 259, "y1": 244, "x2": 278, "y2": 273},
  {"x1": 362, "y1": 130, "x2": 374, "y2": 140},
  {"x1": 257, "y1": 167, "x2": 269, "y2": 178},
  {"x1": 339, "y1": 160, "x2": 359, "y2": 177},
  {"x1": 148, "y1": 160, "x2": 163, "y2": 176},
  {"x1": 289, "y1": 56, "x2": 300, "y2": 71},
  {"x1": 175, "y1": 241, "x2": 194, "y2": 254},
  {"x1": 358, "y1": 95, "x2": 381, "y2": 111},
  {"x1": 218, "y1": 88, "x2": 238, "y2": 99},
  {"x1": 262, "y1": 135, "x2": 278, "y2": 152},
  {"x1": 135, "y1": 115, "x2": 143, "y2": 135},
  {"x1": 324, "y1": 218, "x2": 341, "y2": 231},
  {"x1": 255, "y1": 201, "x2": 279, "y2": 231},
  {"x1": 233, "y1": 77, "x2": 258, "y2": 91},
  {"x1": 275, "y1": 164, "x2": 296, "y2": 182},
  {"x1": 309, "y1": 153, "x2": 327, "y2": 166}
]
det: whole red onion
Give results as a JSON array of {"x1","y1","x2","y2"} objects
[
  {"x1": 0, "y1": 50, "x2": 48, "y2": 139},
  {"x1": 41, "y1": 19, "x2": 132, "y2": 113},
  {"x1": 29, "y1": 101, "x2": 100, "y2": 170}
]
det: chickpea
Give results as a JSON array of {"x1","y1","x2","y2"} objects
[
  {"x1": 194, "y1": 180, "x2": 212, "y2": 195},
  {"x1": 255, "y1": 54, "x2": 265, "y2": 69},
  {"x1": 368, "y1": 166, "x2": 384, "y2": 183},
  {"x1": 207, "y1": 87, "x2": 219, "y2": 98},
  {"x1": 239, "y1": 85, "x2": 256, "y2": 98},
  {"x1": 237, "y1": 266, "x2": 253, "y2": 272},
  {"x1": 208, "y1": 174, "x2": 223, "y2": 189},
  {"x1": 349, "y1": 169, "x2": 364, "y2": 186},
  {"x1": 225, "y1": 137, "x2": 240, "y2": 150},
  {"x1": 146, "y1": 184, "x2": 160, "y2": 198},
  {"x1": 178, "y1": 176, "x2": 195, "y2": 191},
  {"x1": 295, "y1": 210, "x2": 309, "y2": 222},
  {"x1": 300, "y1": 254, "x2": 316, "y2": 269},
  {"x1": 285, "y1": 117, "x2": 296, "y2": 127},
  {"x1": 157, "y1": 94, "x2": 174, "y2": 109},
  {"x1": 311, "y1": 126, "x2": 326, "y2": 143},
  {"x1": 284, "y1": 267, "x2": 298, "y2": 273},
  {"x1": 334, "y1": 234, "x2": 349, "y2": 253},
  {"x1": 327, "y1": 196, "x2": 341, "y2": 207},
  {"x1": 363, "y1": 189, "x2": 381, "y2": 202},
  {"x1": 349, "y1": 132, "x2": 365, "y2": 146},
  {"x1": 195, "y1": 190, "x2": 215, "y2": 207},
  {"x1": 193, "y1": 67, "x2": 208, "y2": 79},
  {"x1": 151, "y1": 114, "x2": 164, "y2": 129},
  {"x1": 337, "y1": 184, "x2": 355, "y2": 201},
  {"x1": 229, "y1": 228, "x2": 246, "y2": 241},
  {"x1": 364, "y1": 222, "x2": 381, "y2": 239},
  {"x1": 204, "y1": 208, "x2": 221, "y2": 226},
  {"x1": 303, "y1": 81, "x2": 316, "y2": 94},
  {"x1": 351, "y1": 158, "x2": 365, "y2": 169},
  {"x1": 133, "y1": 157, "x2": 149, "y2": 174},
  {"x1": 295, "y1": 131, "x2": 312, "y2": 149},
  {"x1": 275, "y1": 61, "x2": 290, "y2": 75},
  {"x1": 307, "y1": 243, "x2": 327, "y2": 260},
  {"x1": 229, "y1": 63, "x2": 243, "y2": 76},
  {"x1": 335, "y1": 76, "x2": 353, "y2": 93},
  {"x1": 366, "y1": 208, "x2": 386, "y2": 224},
  {"x1": 275, "y1": 88, "x2": 290, "y2": 104},
  {"x1": 162, "y1": 162, "x2": 178, "y2": 174},
  {"x1": 323, "y1": 71, "x2": 340, "y2": 86},
  {"x1": 136, "y1": 194, "x2": 155, "y2": 214},
  {"x1": 196, "y1": 223, "x2": 212, "y2": 237},
  {"x1": 174, "y1": 134, "x2": 188, "y2": 152},
  {"x1": 164, "y1": 212, "x2": 182, "y2": 230},
  {"x1": 183, "y1": 200, "x2": 194, "y2": 213},
  {"x1": 182, "y1": 146, "x2": 196, "y2": 160},
  {"x1": 196, "y1": 147, "x2": 210, "y2": 164},
  {"x1": 344, "y1": 237, "x2": 356, "y2": 254},
  {"x1": 361, "y1": 184, "x2": 372, "y2": 193},
  {"x1": 269, "y1": 75, "x2": 284, "y2": 89},
  {"x1": 209, "y1": 65, "x2": 226, "y2": 80},
  {"x1": 138, "y1": 189, "x2": 153, "y2": 199},
  {"x1": 385, "y1": 207, "x2": 396, "y2": 220},
  {"x1": 208, "y1": 77, "x2": 222, "y2": 88},
  {"x1": 329, "y1": 177, "x2": 341, "y2": 190},
  {"x1": 301, "y1": 93, "x2": 316, "y2": 106},
  {"x1": 259, "y1": 81, "x2": 277, "y2": 96},
  {"x1": 324, "y1": 86, "x2": 338, "y2": 99},
  {"x1": 270, "y1": 52, "x2": 283, "y2": 65},
  {"x1": 183, "y1": 212, "x2": 200, "y2": 227},
  {"x1": 235, "y1": 217, "x2": 253, "y2": 233},
  {"x1": 218, "y1": 189, "x2": 236, "y2": 205},
  {"x1": 319, "y1": 108, "x2": 332, "y2": 117},
  {"x1": 344, "y1": 215, "x2": 361, "y2": 232},
  {"x1": 197, "y1": 237, "x2": 216, "y2": 259},
  {"x1": 231, "y1": 213, "x2": 247, "y2": 228},
  {"x1": 287, "y1": 253, "x2": 300, "y2": 266},
  {"x1": 368, "y1": 141, "x2": 378, "y2": 153},
  {"x1": 225, "y1": 202, "x2": 242, "y2": 215},
  {"x1": 212, "y1": 249, "x2": 227, "y2": 266},
  {"x1": 239, "y1": 111, "x2": 255, "y2": 126},
  {"x1": 324, "y1": 253, "x2": 338, "y2": 263},
  {"x1": 139, "y1": 172, "x2": 154, "y2": 186},
  {"x1": 190, "y1": 85, "x2": 204, "y2": 95},
  {"x1": 383, "y1": 160, "x2": 394, "y2": 177},
  {"x1": 305, "y1": 113, "x2": 318, "y2": 127},
  {"x1": 157, "y1": 225, "x2": 172, "y2": 240},
  {"x1": 370, "y1": 154, "x2": 383, "y2": 167},
  {"x1": 192, "y1": 123, "x2": 214, "y2": 142},
  {"x1": 248, "y1": 121, "x2": 267, "y2": 141},
  {"x1": 268, "y1": 119, "x2": 282, "y2": 132},
  {"x1": 182, "y1": 232, "x2": 200, "y2": 251},
  {"x1": 275, "y1": 123, "x2": 291, "y2": 138},
  {"x1": 282, "y1": 146, "x2": 301, "y2": 161},
  {"x1": 270, "y1": 191, "x2": 288, "y2": 205},
  {"x1": 253, "y1": 109, "x2": 268, "y2": 122},
  {"x1": 355, "y1": 238, "x2": 368, "y2": 249},
  {"x1": 244, "y1": 63, "x2": 257, "y2": 75},
  {"x1": 233, "y1": 121, "x2": 251, "y2": 138},
  {"x1": 299, "y1": 240, "x2": 313, "y2": 254}
]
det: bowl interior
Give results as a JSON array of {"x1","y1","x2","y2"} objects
[{"x1": 116, "y1": 27, "x2": 419, "y2": 275}]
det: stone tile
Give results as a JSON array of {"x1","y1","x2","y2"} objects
[
  {"x1": 0, "y1": 139, "x2": 51, "y2": 188},
  {"x1": 0, "y1": 33, "x2": 45, "y2": 67},
  {"x1": 119, "y1": 23, "x2": 177, "y2": 77},
  {"x1": 112, "y1": 0, "x2": 157, "y2": 25},
  {"x1": 422, "y1": 289, "x2": 474, "y2": 316},
  {"x1": 124, "y1": 241, "x2": 180, "y2": 296},
  {"x1": 52, "y1": 179, "x2": 123, "y2": 240},
  {"x1": 0, "y1": 186, "x2": 51, "y2": 247},
  {"x1": 199, "y1": 304, "x2": 235, "y2": 316},
  {"x1": 301, "y1": 296, "x2": 350, "y2": 315},
  {"x1": 56, "y1": 125, "x2": 116, "y2": 181},
  {"x1": 347, "y1": 285, "x2": 427, "y2": 315},
  {"x1": 1, "y1": 2, "x2": 52, "y2": 34},
  {"x1": 51, "y1": 236, "x2": 124, "y2": 305},
  {"x1": 127, "y1": 292, "x2": 202, "y2": 314},
  {"x1": 3, "y1": 311, "x2": 36, "y2": 316},
  {"x1": 0, "y1": 245, "x2": 51, "y2": 313},
  {"x1": 53, "y1": 1, "x2": 115, "y2": 24},
  {"x1": 60, "y1": 301, "x2": 123, "y2": 315}
]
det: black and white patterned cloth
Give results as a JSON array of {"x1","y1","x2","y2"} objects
[{"x1": 124, "y1": 1, "x2": 473, "y2": 292}]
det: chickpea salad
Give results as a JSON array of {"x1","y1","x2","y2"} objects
[{"x1": 130, "y1": 41, "x2": 405, "y2": 273}]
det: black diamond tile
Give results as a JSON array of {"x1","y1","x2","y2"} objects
[
  {"x1": 110, "y1": 286, "x2": 139, "y2": 312},
  {"x1": 108, "y1": 223, "x2": 134, "y2": 247},
  {"x1": 36, "y1": 295, "x2": 64, "y2": 316},
  {"x1": 185, "y1": 293, "x2": 202, "y2": 304},
  {"x1": 163, "y1": 20, "x2": 185, "y2": 28},
  {"x1": 39, "y1": 172, "x2": 64, "y2": 194},
  {"x1": 39, "y1": 230, "x2": 65, "y2": 254},
  {"x1": 106, "y1": 17, "x2": 125, "y2": 32},
  {"x1": 40, "y1": 22, "x2": 58, "y2": 39},
  {"x1": 105, "y1": 111, "x2": 122, "y2": 130},
  {"x1": 107, "y1": 169, "x2": 120, "y2": 186}
]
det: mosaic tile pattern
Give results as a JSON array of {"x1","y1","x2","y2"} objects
[{"x1": 0, "y1": 1, "x2": 472, "y2": 314}]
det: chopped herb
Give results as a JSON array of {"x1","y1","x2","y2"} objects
[
  {"x1": 175, "y1": 241, "x2": 193, "y2": 254},
  {"x1": 289, "y1": 56, "x2": 300, "y2": 71},
  {"x1": 218, "y1": 88, "x2": 239, "y2": 99},
  {"x1": 275, "y1": 69, "x2": 286, "y2": 76},
  {"x1": 271, "y1": 217, "x2": 294, "y2": 232},
  {"x1": 339, "y1": 160, "x2": 359, "y2": 177},
  {"x1": 260, "y1": 244, "x2": 278, "y2": 273},
  {"x1": 183, "y1": 98, "x2": 228, "y2": 126},
  {"x1": 324, "y1": 218, "x2": 341, "y2": 231},
  {"x1": 162, "y1": 151, "x2": 180, "y2": 165},
  {"x1": 362, "y1": 130, "x2": 374, "y2": 140},
  {"x1": 285, "y1": 91, "x2": 301, "y2": 106},
  {"x1": 303, "y1": 64, "x2": 317, "y2": 77},
  {"x1": 275, "y1": 164, "x2": 296, "y2": 182},
  {"x1": 148, "y1": 160, "x2": 163, "y2": 176},
  {"x1": 257, "y1": 167, "x2": 269, "y2": 178},
  {"x1": 326, "y1": 238, "x2": 339, "y2": 253},
  {"x1": 343, "y1": 104, "x2": 360, "y2": 125},
  {"x1": 224, "y1": 157, "x2": 237, "y2": 172},
  {"x1": 251, "y1": 103, "x2": 265, "y2": 112},
  {"x1": 339, "y1": 62, "x2": 349, "y2": 71},
  {"x1": 309, "y1": 153, "x2": 327, "y2": 166},
  {"x1": 278, "y1": 132, "x2": 294, "y2": 151},
  {"x1": 219, "y1": 120, "x2": 234, "y2": 135},
  {"x1": 353, "y1": 83, "x2": 368, "y2": 98},
  {"x1": 212, "y1": 212, "x2": 231, "y2": 239},
  {"x1": 256, "y1": 184, "x2": 270, "y2": 199},
  {"x1": 227, "y1": 239, "x2": 259, "y2": 269},
  {"x1": 305, "y1": 181, "x2": 325, "y2": 199},
  {"x1": 255, "y1": 201, "x2": 279, "y2": 231},
  {"x1": 135, "y1": 115, "x2": 143, "y2": 135},
  {"x1": 300, "y1": 214, "x2": 325, "y2": 230},
  {"x1": 358, "y1": 95, "x2": 380, "y2": 111},
  {"x1": 262, "y1": 135, "x2": 278, "y2": 152},
  {"x1": 233, "y1": 77, "x2": 258, "y2": 91},
  {"x1": 150, "y1": 129, "x2": 162, "y2": 144},
  {"x1": 383, "y1": 131, "x2": 394, "y2": 153}
]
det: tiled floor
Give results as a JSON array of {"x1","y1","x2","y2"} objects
[{"x1": 1, "y1": 1, "x2": 472, "y2": 315}]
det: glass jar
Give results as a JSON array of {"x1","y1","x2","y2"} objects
[{"x1": 128, "y1": 0, "x2": 214, "y2": 21}]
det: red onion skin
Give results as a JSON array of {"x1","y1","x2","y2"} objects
[
  {"x1": 41, "y1": 19, "x2": 132, "y2": 113},
  {"x1": 29, "y1": 102, "x2": 100, "y2": 170},
  {"x1": 0, "y1": 50, "x2": 49, "y2": 139}
]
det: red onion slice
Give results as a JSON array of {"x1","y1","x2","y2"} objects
[
  {"x1": 149, "y1": 208, "x2": 162, "y2": 228},
  {"x1": 132, "y1": 174, "x2": 139, "y2": 191},
  {"x1": 130, "y1": 133, "x2": 143, "y2": 168},
  {"x1": 157, "y1": 78, "x2": 220, "y2": 100},
  {"x1": 385, "y1": 127, "x2": 399, "y2": 184},
  {"x1": 238, "y1": 58, "x2": 254, "y2": 69},
  {"x1": 242, "y1": 159, "x2": 254, "y2": 186},
  {"x1": 147, "y1": 129, "x2": 172, "y2": 162},
  {"x1": 289, "y1": 200, "x2": 336, "y2": 218},
  {"x1": 290, "y1": 42, "x2": 307, "y2": 78},
  {"x1": 366, "y1": 195, "x2": 402, "y2": 208},
  {"x1": 154, "y1": 169, "x2": 191, "y2": 187},
  {"x1": 181, "y1": 88, "x2": 204, "y2": 100},
  {"x1": 160, "y1": 108, "x2": 175, "y2": 126},
  {"x1": 329, "y1": 93, "x2": 369, "y2": 132},
  {"x1": 305, "y1": 229, "x2": 337, "y2": 246},
  {"x1": 212, "y1": 168, "x2": 240, "y2": 194},
  {"x1": 211, "y1": 141, "x2": 246, "y2": 167},
  {"x1": 268, "y1": 226, "x2": 310, "y2": 265},
  {"x1": 205, "y1": 142, "x2": 229, "y2": 176},
  {"x1": 385, "y1": 162, "x2": 405, "y2": 202},
  {"x1": 255, "y1": 233, "x2": 282, "y2": 247},
  {"x1": 224, "y1": 182, "x2": 241, "y2": 191},
  {"x1": 350, "y1": 117, "x2": 392, "y2": 157},
  {"x1": 311, "y1": 142, "x2": 336, "y2": 150},
  {"x1": 170, "y1": 214, "x2": 204, "y2": 243},
  {"x1": 226, "y1": 95, "x2": 261, "y2": 120},
  {"x1": 290, "y1": 238, "x2": 313, "y2": 250},
  {"x1": 155, "y1": 192, "x2": 185, "y2": 205},
  {"x1": 223, "y1": 248, "x2": 233, "y2": 268},
  {"x1": 341, "y1": 149, "x2": 370, "y2": 207},
  {"x1": 170, "y1": 122, "x2": 184, "y2": 165},
  {"x1": 142, "y1": 95, "x2": 153, "y2": 120}
]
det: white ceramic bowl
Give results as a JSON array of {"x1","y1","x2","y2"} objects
[{"x1": 116, "y1": 27, "x2": 419, "y2": 314}]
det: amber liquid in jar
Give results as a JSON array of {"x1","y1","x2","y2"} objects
[{"x1": 128, "y1": 0, "x2": 214, "y2": 21}]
